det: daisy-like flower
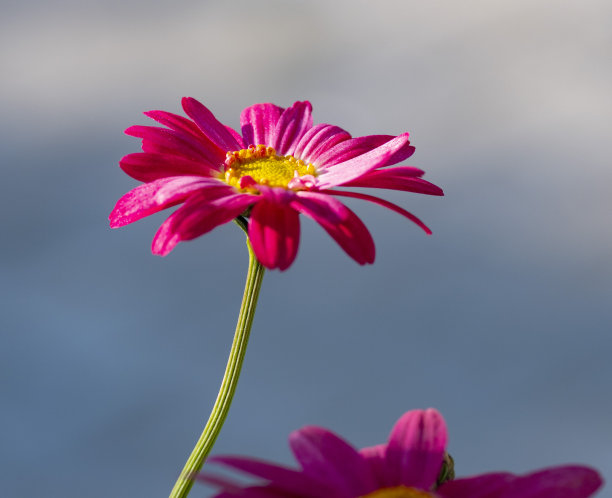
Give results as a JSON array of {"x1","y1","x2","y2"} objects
[
  {"x1": 109, "y1": 99, "x2": 443, "y2": 270},
  {"x1": 200, "y1": 409, "x2": 603, "y2": 498}
]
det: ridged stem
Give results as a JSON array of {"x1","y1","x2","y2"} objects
[{"x1": 169, "y1": 224, "x2": 264, "y2": 498}]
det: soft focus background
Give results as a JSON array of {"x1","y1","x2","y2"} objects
[{"x1": 1, "y1": 0, "x2": 611, "y2": 496}]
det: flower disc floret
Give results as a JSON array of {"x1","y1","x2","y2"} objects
[{"x1": 224, "y1": 144, "x2": 317, "y2": 190}]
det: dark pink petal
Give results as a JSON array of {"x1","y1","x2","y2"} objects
[
  {"x1": 292, "y1": 124, "x2": 351, "y2": 165},
  {"x1": 384, "y1": 408, "x2": 447, "y2": 490},
  {"x1": 360, "y1": 444, "x2": 393, "y2": 489},
  {"x1": 125, "y1": 125, "x2": 217, "y2": 163},
  {"x1": 439, "y1": 466, "x2": 603, "y2": 498},
  {"x1": 289, "y1": 426, "x2": 377, "y2": 497},
  {"x1": 240, "y1": 103, "x2": 285, "y2": 146},
  {"x1": 328, "y1": 190, "x2": 433, "y2": 235},
  {"x1": 344, "y1": 167, "x2": 444, "y2": 196},
  {"x1": 439, "y1": 472, "x2": 516, "y2": 498},
  {"x1": 271, "y1": 101, "x2": 313, "y2": 155},
  {"x1": 208, "y1": 456, "x2": 337, "y2": 497},
  {"x1": 142, "y1": 111, "x2": 229, "y2": 165},
  {"x1": 196, "y1": 472, "x2": 245, "y2": 493},
  {"x1": 211, "y1": 485, "x2": 300, "y2": 498},
  {"x1": 252, "y1": 183, "x2": 297, "y2": 205},
  {"x1": 314, "y1": 134, "x2": 415, "y2": 171},
  {"x1": 182, "y1": 97, "x2": 242, "y2": 152},
  {"x1": 151, "y1": 193, "x2": 256, "y2": 256},
  {"x1": 200, "y1": 473, "x2": 304, "y2": 498},
  {"x1": 144, "y1": 109, "x2": 204, "y2": 137},
  {"x1": 109, "y1": 176, "x2": 232, "y2": 227},
  {"x1": 291, "y1": 192, "x2": 375, "y2": 265},
  {"x1": 248, "y1": 196, "x2": 300, "y2": 271},
  {"x1": 315, "y1": 134, "x2": 413, "y2": 189},
  {"x1": 119, "y1": 152, "x2": 219, "y2": 182}
]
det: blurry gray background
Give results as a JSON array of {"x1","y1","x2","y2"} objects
[{"x1": 1, "y1": 0, "x2": 611, "y2": 496}]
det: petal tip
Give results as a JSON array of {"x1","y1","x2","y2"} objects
[
  {"x1": 108, "y1": 217, "x2": 122, "y2": 229},
  {"x1": 181, "y1": 96, "x2": 199, "y2": 113},
  {"x1": 151, "y1": 241, "x2": 173, "y2": 257}
]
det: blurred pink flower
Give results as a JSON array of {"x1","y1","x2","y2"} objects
[
  {"x1": 200, "y1": 409, "x2": 602, "y2": 498},
  {"x1": 110, "y1": 99, "x2": 442, "y2": 270}
]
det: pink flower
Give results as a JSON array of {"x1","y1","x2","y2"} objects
[
  {"x1": 199, "y1": 409, "x2": 603, "y2": 498},
  {"x1": 109, "y1": 99, "x2": 443, "y2": 270}
]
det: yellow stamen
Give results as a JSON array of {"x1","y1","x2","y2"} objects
[
  {"x1": 223, "y1": 144, "x2": 316, "y2": 191},
  {"x1": 361, "y1": 486, "x2": 434, "y2": 498}
]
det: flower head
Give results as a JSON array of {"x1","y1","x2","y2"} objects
[
  {"x1": 110, "y1": 99, "x2": 443, "y2": 270},
  {"x1": 199, "y1": 409, "x2": 603, "y2": 498}
]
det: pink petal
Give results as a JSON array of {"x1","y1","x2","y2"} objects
[
  {"x1": 225, "y1": 125, "x2": 246, "y2": 149},
  {"x1": 314, "y1": 135, "x2": 392, "y2": 168},
  {"x1": 384, "y1": 408, "x2": 447, "y2": 490},
  {"x1": 344, "y1": 167, "x2": 444, "y2": 196},
  {"x1": 360, "y1": 444, "x2": 393, "y2": 489},
  {"x1": 290, "y1": 192, "x2": 375, "y2": 265},
  {"x1": 314, "y1": 134, "x2": 414, "y2": 170},
  {"x1": 292, "y1": 124, "x2": 351, "y2": 165},
  {"x1": 109, "y1": 176, "x2": 232, "y2": 227},
  {"x1": 248, "y1": 197, "x2": 300, "y2": 271},
  {"x1": 328, "y1": 190, "x2": 433, "y2": 234},
  {"x1": 208, "y1": 456, "x2": 336, "y2": 497},
  {"x1": 315, "y1": 134, "x2": 414, "y2": 189},
  {"x1": 182, "y1": 97, "x2": 242, "y2": 152},
  {"x1": 349, "y1": 165, "x2": 425, "y2": 178},
  {"x1": 240, "y1": 103, "x2": 285, "y2": 147},
  {"x1": 125, "y1": 125, "x2": 220, "y2": 163},
  {"x1": 119, "y1": 152, "x2": 219, "y2": 182},
  {"x1": 289, "y1": 426, "x2": 377, "y2": 496},
  {"x1": 151, "y1": 193, "x2": 256, "y2": 256},
  {"x1": 439, "y1": 466, "x2": 603, "y2": 498},
  {"x1": 271, "y1": 101, "x2": 313, "y2": 155}
]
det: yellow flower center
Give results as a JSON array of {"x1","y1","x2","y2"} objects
[
  {"x1": 361, "y1": 486, "x2": 435, "y2": 498},
  {"x1": 223, "y1": 144, "x2": 317, "y2": 190}
]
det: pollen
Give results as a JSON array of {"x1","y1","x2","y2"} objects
[
  {"x1": 360, "y1": 487, "x2": 434, "y2": 498},
  {"x1": 223, "y1": 145, "x2": 317, "y2": 190}
]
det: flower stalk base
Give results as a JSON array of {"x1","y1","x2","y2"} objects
[{"x1": 169, "y1": 229, "x2": 265, "y2": 498}]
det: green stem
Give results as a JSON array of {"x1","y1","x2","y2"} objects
[{"x1": 169, "y1": 229, "x2": 265, "y2": 498}]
